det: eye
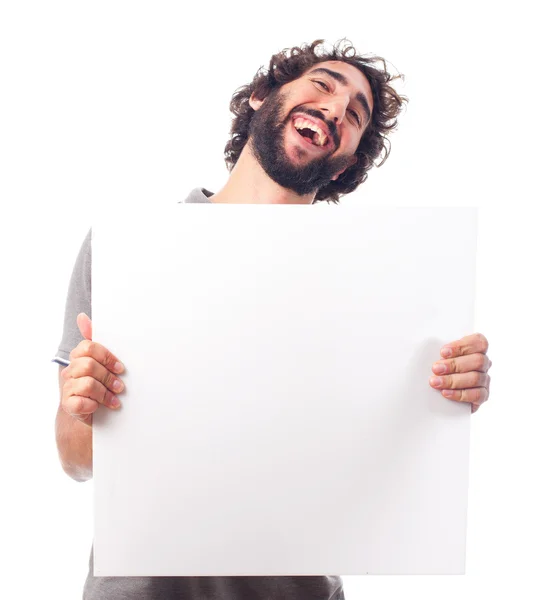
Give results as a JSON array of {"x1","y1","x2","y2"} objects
[
  {"x1": 349, "y1": 109, "x2": 361, "y2": 125},
  {"x1": 314, "y1": 80, "x2": 330, "y2": 92}
]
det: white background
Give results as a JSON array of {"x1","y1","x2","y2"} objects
[{"x1": 1, "y1": 1, "x2": 539, "y2": 599}]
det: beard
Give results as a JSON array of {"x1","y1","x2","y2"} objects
[{"x1": 247, "y1": 89, "x2": 352, "y2": 197}]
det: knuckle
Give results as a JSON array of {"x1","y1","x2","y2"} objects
[
  {"x1": 71, "y1": 356, "x2": 93, "y2": 377},
  {"x1": 81, "y1": 356, "x2": 95, "y2": 374},
  {"x1": 476, "y1": 332, "x2": 489, "y2": 353},
  {"x1": 103, "y1": 349, "x2": 117, "y2": 371},
  {"x1": 102, "y1": 386, "x2": 112, "y2": 406},
  {"x1": 103, "y1": 349, "x2": 113, "y2": 369},
  {"x1": 80, "y1": 377, "x2": 94, "y2": 396},
  {"x1": 68, "y1": 396, "x2": 86, "y2": 416},
  {"x1": 75, "y1": 396, "x2": 88, "y2": 415},
  {"x1": 475, "y1": 354, "x2": 485, "y2": 371},
  {"x1": 103, "y1": 369, "x2": 115, "y2": 391},
  {"x1": 79, "y1": 339, "x2": 92, "y2": 355}
]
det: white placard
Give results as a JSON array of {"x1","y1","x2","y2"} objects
[{"x1": 92, "y1": 204, "x2": 477, "y2": 576}]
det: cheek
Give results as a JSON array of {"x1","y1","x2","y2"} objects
[
  {"x1": 285, "y1": 86, "x2": 319, "y2": 110},
  {"x1": 340, "y1": 132, "x2": 361, "y2": 156}
]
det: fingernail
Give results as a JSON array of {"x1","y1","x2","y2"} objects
[
  {"x1": 110, "y1": 396, "x2": 121, "y2": 408},
  {"x1": 112, "y1": 379, "x2": 123, "y2": 392},
  {"x1": 114, "y1": 361, "x2": 124, "y2": 373},
  {"x1": 441, "y1": 347, "x2": 453, "y2": 358},
  {"x1": 430, "y1": 377, "x2": 443, "y2": 387},
  {"x1": 433, "y1": 363, "x2": 446, "y2": 374}
]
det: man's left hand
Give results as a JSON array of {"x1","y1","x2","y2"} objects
[{"x1": 429, "y1": 333, "x2": 492, "y2": 414}]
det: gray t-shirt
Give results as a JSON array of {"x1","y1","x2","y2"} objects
[{"x1": 53, "y1": 187, "x2": 345, "y2": 600}]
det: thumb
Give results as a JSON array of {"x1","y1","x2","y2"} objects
[{"x1": 76, "y1": 312, "x2": 93, "y2": 341}]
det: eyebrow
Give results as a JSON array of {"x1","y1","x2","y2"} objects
[{"x1": 309, "y1": 67, "x2": 372, "y2": 124}]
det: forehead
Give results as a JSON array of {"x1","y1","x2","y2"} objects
[{"x1": 304, "y1": 60, "x2": 374, "y2": 110}]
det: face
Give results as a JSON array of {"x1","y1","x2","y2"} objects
[{"x1": 248, "y1": 60, "x2": 374, "y2": 196}]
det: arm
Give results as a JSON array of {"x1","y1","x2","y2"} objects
[
  {"x1": 55, "y1": 313, "x2": 125, "y2": 482},
  {"x1": 55, "y1": 365, "x2": 93, "y2": 482}
]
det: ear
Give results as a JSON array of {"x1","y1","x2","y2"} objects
[
  {"x1": 249, "y1": 92, "x2": 264, "y2": 111},
  {"x1": 331, "y1": 155, "x2": 357, "y2": 181}
]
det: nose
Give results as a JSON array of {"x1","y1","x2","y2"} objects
[{"x1": 320, "y1": 97, "x2": 348, "y2": 126}]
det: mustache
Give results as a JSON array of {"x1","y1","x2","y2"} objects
[{"x1": 289, "y1": 107, "x2": 340, "y2": 149}]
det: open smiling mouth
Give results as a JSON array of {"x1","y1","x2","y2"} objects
[{"x1": 292, "y1": 117, "x2": 331, "y2": 149}]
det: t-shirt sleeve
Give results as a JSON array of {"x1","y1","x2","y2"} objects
[{"x1": 52, "y1": 228, "x2": 92, "y2": 366}]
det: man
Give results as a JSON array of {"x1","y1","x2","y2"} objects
[{"x1": 54, "y1": 39, "x2": 492, "y2": 600}]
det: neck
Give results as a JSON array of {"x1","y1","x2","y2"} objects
[{"x1": 210, "y1": 142, "x2": 315, "y2": 205}]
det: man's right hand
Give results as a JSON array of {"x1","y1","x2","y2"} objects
[{"x1": 60, "y1": 312, "x2": 125, "y2": 427}]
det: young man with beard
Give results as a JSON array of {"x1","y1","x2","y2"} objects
[{"x1": 54, "y1": 39, "x2": 492, "y2": 600}]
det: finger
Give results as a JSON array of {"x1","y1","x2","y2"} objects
[
  {"x1": 70, "y1": 339, "x2": 124, "y2": 374},
  {"x1": 66, "y1": 356, "x2": 125, "y2": 395},
  {"x1": 440, "y1": 332, "x2": 489, "y2": 358},
  {"x1": 67, "y1": 375, "x2": 121, "y2": 409},
  {"x1": 77, "y1": 312, "x2": 93, "y2": 341},
  {"x1": 62, "y1": 394, "x2": 100, "y2": 422},
  {"x1": 432, "y1": 352, "x2": 490, "y2": 375},
  {"x1": 441, "y1": 386, "x2": 489, "y2": 406},
  {"x1": 429, "y1": 371, "x2": 489, "y2": 390}
]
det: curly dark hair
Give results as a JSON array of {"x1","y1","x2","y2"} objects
[{"x1": 224, "y1": 38, "x2": 408, "y2": 203}]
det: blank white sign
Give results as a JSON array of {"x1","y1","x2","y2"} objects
[{"x1": 91, "y1": 204, "x2": 477, "y2": 576}]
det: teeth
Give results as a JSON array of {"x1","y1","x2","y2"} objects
[{"x1": 293, "y1": 117, "x2": 328, "y2": 147}]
